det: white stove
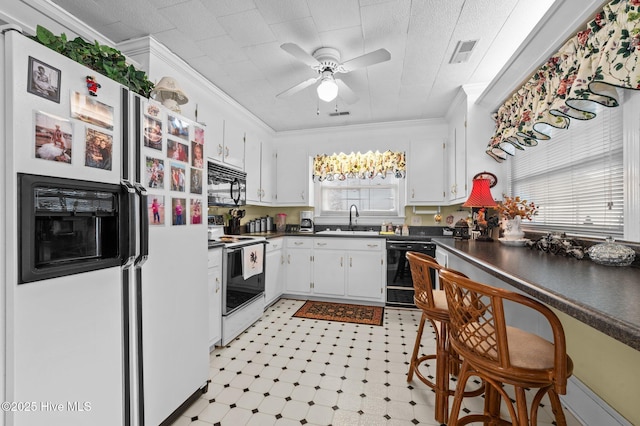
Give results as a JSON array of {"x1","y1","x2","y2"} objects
[{"x1": 208, "y1": 224, "x2": 266, "y2": 345}]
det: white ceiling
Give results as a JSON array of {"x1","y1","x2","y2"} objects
[{"x1": 48, "y1": 0, "x2": 554, "y2": 132}]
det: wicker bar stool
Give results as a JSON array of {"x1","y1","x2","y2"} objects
[
  {"x1": 440, "y1": 270, "x2": 574, "y2": 425},
  {"x1": 405, "y1": 252, "x2": 481, "y2": 425}
]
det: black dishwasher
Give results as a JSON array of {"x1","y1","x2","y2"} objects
[{"x1": 386, "y1": 240, "x2": 436, "y2": 308}]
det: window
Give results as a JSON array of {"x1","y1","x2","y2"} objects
[
  {"x1": 508, "y1": 100, "x2": 624, "y2": 237},
  {"x1": 316, "y1": 174, "x2": 403, "y2": 219}
]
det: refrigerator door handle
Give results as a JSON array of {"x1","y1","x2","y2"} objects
[
  {"x1": 134, "y1": 183, "x2": 149, "y2": 267},
  {"x1": 121, "y1": 180, "x2": 137, "y2": 268}
]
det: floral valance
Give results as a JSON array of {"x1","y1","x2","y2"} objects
[
  {"x1": 312, "y1": 150, "x2": 406, "y2": 181},
  {"x1": 487, "y1": 0, "x2": 640, "y2": 162}
]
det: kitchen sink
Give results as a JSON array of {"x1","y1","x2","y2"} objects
[{"x1": 316, "y1": 230, "x2": 381, "y2": 236}]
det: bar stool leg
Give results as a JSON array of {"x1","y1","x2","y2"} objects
[
  {"x1": 548, "y1": 389, "x2": 568, "y2": 426},
  {"x1": 515, "y1": 387, "x2": 529, "y2": 425},
  {"x1": 434, "y1": 320, "x2": 450, "y2": 424},
  {"x1": 407, "y1": 312, "x2": 427, "y2": 382}
]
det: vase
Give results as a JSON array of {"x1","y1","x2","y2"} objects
[{"x1": 502, "y1": 216, "x2": 525, "y2": 240}]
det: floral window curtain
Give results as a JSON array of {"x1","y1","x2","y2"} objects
[
  {"x1": 312, "y1": 150, "x2": 406, "y2": 181},
  {"x1": 487, "y1": 0, "x2": 640, "y2": 162}
]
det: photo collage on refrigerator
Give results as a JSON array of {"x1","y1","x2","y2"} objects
[
  {"x1": 142, "y1": 100, "x2": 205, "y2": 227},
  {"x1": 30, "y1": 56, "x2": 115, "y2": 172}
]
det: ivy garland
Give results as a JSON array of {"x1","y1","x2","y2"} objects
[{"x1": 30, "y1": 25, "x2": 154, "y2": 98}]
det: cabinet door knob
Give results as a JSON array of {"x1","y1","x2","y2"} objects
[
  {"x1": 218, "y1": 144, "x2": 223, "y2": 155},
  {"x1": 340, "y1": 257, "x2": 343, "y2": 267},
  {"x1": 411, "y1": 189, "x2": 415, "y2": 198},
  {"x1": 350, "y1": 257, "x2": 352, "y2": 267},
  {"x1": 287, "y1": 254, "x2": 291, "y2": 264}
]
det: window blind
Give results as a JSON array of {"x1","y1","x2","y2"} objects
[{"x1": 509, "y1": 101, "x2": 624, "y2": 237}]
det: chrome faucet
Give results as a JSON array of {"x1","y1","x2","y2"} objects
[{"x1": 348, "y1": 204, "x2": 359, "y2": 230}]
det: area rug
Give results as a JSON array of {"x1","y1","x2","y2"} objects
[{"x1": 293, "y1": 300, "x2": 384, "y2": 326}]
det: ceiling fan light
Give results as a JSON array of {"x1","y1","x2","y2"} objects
[{"x1": 317, "y1": 77, "x2": 338, "y2": 102}]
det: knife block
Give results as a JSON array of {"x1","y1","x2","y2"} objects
[{"x1": 228, "y1": 218, "x2": 241, "y2": 235}]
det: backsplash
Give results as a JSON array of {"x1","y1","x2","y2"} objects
[{"x1": 208, "y1": 204, "x2": 467, "y2": 229}]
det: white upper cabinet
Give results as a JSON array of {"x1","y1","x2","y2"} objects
[
  {"x1": 446, "y1": 85, "x2": 504, "y2": 205},
  {"x1": 275, "y1": 145, "x2": 313, "y2": 206},
  {"x1": 246, "y1": 134, "x2": 274, "y2": 205},
  {"x1": 447, "y1": 106, "x2": 468, "y2": 204},
  {"x1": 406, "y1": 138, "x2": 446, "y2": 205},
  {"x1": 209, "y1": 118, "x2": 244, "y2": 169}
]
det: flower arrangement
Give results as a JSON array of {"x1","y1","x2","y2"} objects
[{"x1": 497, "y1": 195, "x2": 538, "y2": 220}]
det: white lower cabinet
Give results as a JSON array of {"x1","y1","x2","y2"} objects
[
  {"x1": 347, "y1": 244, "x2": 385, "y2": 301},
  {"x1": 265, "y1": 237, "x2": 284, "y2": 306},
  {"x1": 207, "y1": 247, "x2": 223, "y2": 349},
  {"x1": 284, "y1": 237, "x2": 313, "y2": 295},
  {"x1": 282, "y1": 237, "x2": 385, "y2": 303},
  {"x1": 313, "y1": 239, "x2": 347, "y2": 297}
]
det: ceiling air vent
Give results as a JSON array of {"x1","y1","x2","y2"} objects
[
  {"x1": 329, "y1": 111, "x2": 350, "y2": 117},
  {"x1": 450, "y1": 39, "x2": 478, "y2": 64}
]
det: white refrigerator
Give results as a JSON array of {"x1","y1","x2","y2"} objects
[{"x1": 3, "y1": 29, "x2": 209, "y2": 426}]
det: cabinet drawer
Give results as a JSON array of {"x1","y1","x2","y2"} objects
[
  {"x1": 313, "y1": 237, "x2": 385, "y2": 251},
  {"x1": 208, "y1": 247, "x2": 222, "y2": 268},
  {"x1": 346, "y1": 238, "x2": 385, "y2": 251},
  {"x1": 286, "y1": 237, "x2": 312, "y2": 249},
  {"x1": 312, "y1": 238, "x2": 344, "y2": 250},
  {"x1": 266, "y1": 237, "x2": 284, "y2": 252},
  {"x1": 320, "y1": 238, "x2": 384, "y2": 251}
]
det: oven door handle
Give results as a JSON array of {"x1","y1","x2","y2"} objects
[
  {"x1": 133, "y1": 183, "x2": 149, "y2": 267},
  {"x1": 225, "y1": 241, "x2": 267, "y2": 254},
  {"x1": 121, "y1": 180, "x2": 137, "y2": 267}
]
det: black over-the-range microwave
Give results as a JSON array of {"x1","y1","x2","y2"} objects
[{"x1": 207, "y1": 161, "x2": 246, "y2": 207}]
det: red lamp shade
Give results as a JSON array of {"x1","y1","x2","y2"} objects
[{"x1": 462, "y1": 178, "x2": 498, "y2": 208}]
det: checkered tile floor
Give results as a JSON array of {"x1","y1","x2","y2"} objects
[{"x1": 170, "y1": 298, "x2": 581, "y2": 425}]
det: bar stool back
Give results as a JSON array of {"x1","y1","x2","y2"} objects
[{"x1": 440, "y1": 270, "x2": 574, "y2": 425}]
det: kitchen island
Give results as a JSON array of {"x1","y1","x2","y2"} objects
[{"x1": 434, "y1": 238, "x2": 639, "y2": 425}]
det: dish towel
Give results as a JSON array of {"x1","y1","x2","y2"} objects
[{"x1": 242, "y1": 244, "x2": 264, "y2": 280}]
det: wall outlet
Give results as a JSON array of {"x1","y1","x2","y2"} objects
[{"x1": 410, "y1": 216, "x2": 422, "y2": 226}]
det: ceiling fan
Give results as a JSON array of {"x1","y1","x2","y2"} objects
[{"x1": 277, "y1": 42, "x2": 391, "y2": 104}]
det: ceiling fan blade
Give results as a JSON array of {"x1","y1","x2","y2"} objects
[
  {"x1": 276, "y1": 76, "x2": 320, "y2": 98},
  {"x1": 340, "y1": 48, "x2": 391, "y2": 73},
  {"x1": 335, "y1": 79, "x2": 359, "y2": 104},
  {"x1": 280, "y1": 43, "x2": 320, "y2": 67}
]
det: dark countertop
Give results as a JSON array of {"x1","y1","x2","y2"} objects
[
  {"x1": 434, "y1": 238, "x2": 640, "y2": 352},
  {"x1": 247, "y1": 231, "x2": 435, "y2": 241}
]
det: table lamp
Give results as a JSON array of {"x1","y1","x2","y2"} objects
[{"x1": 462, "y1": 173, "x2": 498, "y2": 241}]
